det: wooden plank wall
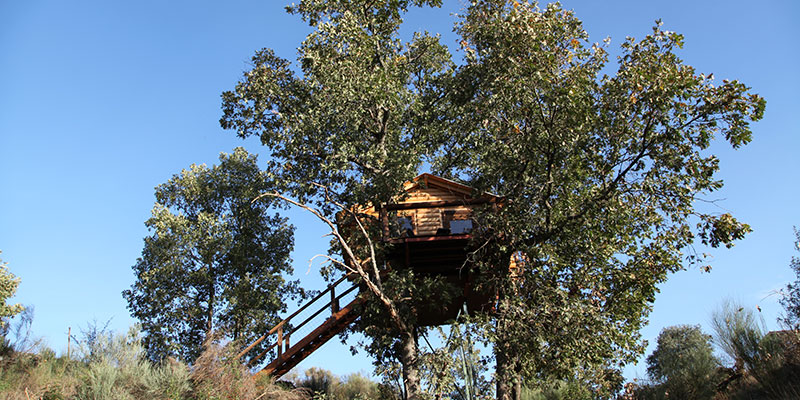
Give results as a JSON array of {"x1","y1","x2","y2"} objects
[{"x1": 399, "y1": 186, "x2": 475, "y2": 236}]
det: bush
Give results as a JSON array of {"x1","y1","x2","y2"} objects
[
  {"x1": 191, "y1": 336, "x2": 308, "y2": 400},
  {"x1": 294, "y1": 367, "x2": 383, "y2": 400},
  {"x1": 711, "y1": 300, "x2": 800, "y2": 398},
  {"x1": 74, "y1": 326, "x2": 192, "y2": 400}
]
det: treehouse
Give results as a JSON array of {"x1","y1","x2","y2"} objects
[
  {"x1": 241, "y1": 174, "x2": 519, "y2": 378},
  {"x1": 345, "y1": 173, "x2": 506, "y2": 325}
]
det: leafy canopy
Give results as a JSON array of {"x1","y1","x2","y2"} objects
[
  {"x1": 221, "y1": 0, "x2": 451, "y2": 215},
  {"x1": 123, "y1": 148, "x2": 299, "y2": 362},
  {"x1": 220, "y1": 0, "x2": 764, "y2": 391},
  {"x1": 426, "y1": 0, "x2": 764, "y2": 383}
]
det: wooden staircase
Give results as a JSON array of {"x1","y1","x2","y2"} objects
[{"x1": 238, "y1": 275, "x2": 362, "y2": 378}]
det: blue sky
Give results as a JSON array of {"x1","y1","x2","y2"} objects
[{"x1": 2, "y1": 0, "x2": 799, "y2": 382}]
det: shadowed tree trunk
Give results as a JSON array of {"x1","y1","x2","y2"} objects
[{"x1": 400, "y1": 327, "x2": 422, "y2": 400}]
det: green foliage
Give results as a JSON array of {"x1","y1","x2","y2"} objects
[
  {"x1": 433, "y1": 0, "x2": 763, "y2": 389},
  {"x1": 0, "y1": 252, "x2": 23, "y2": 327},
  {"x1": 418, "y1": 323, "x2": 492, "y2": 399},
  {"x1": 123, "y1": 148, "x2": 300, "y2": 362},
  {"x1": 220, "y1": 0, "x2": 763, "y2": 396},
  {"x1": 711, "y1": 301, "x2": 769, "y2": 372},
  {"x1": 221, "y1": 1, "x2": 450, "y2": 214},
  {"x1": 521, "y1": 381, "x2": 593, "y2": 400},
  {"x1": 74, "y1": 326, "x2": 192, "y2": 400},
  {"x1": 644, "y1": 325, "x2": 717, "y2": 399}
]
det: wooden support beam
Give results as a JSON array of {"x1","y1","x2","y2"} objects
[
  {"x1": 330, "y1": 284, "x2": 339, "y2": 313},
  {"x1": 277, "y1": 326, "x2": 283, "y2": 357},
  {"x1": 384, "y1": 198, "x2": 493, "y2": 211}
]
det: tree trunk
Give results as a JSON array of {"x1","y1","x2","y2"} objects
[
  {"x1": 400, "y1": 328, "x2": 422, "y2": 400},
  {"x1": 512, "y1": 363, "x2": 522, "y2": 400},
  {"x1": 206, "y1": 280, "x2": 215, "y2": 341},
  {"x1": 495, "y1": 344, "x2": 513, "y2": 400}
]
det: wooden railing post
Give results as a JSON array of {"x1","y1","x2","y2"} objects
[
  {"x1": 380, "y1": 207, "x2": 390, "y2": 241},
  {"x1": 277, "y1": 325, "x2": 283, "y2": 357},
  {"x1": 330, "y1": 284, "x2": 339, "y2": 314}
]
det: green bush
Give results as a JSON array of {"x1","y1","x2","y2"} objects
[
  {"x1": 294, "y1": 368, "x2": 384, "y2": 400},
  {"x1": 711, "y1": 300, "x2": 800, "y2": 399}
]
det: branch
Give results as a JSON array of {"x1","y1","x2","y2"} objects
[
  {"x1": 311, "y1": 182, "x2": 384, "y2": 290},
  {"x1": 252, "y1": 191, "x2": 410, "y2": 333}
]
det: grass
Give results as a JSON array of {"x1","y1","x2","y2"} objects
[{"x1": 0, "y1": 328, "x2": 307, "y2": 400}]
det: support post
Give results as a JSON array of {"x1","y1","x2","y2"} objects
[
  {"x1": 330, "y1": 284, "x2": 339, "y2": 314},
  {"x1": 380, "y1": 207, "x2": 390, "y2": 241},
  {"x1": 277, "y1": 326, "x2": 283, "y2": 357}
]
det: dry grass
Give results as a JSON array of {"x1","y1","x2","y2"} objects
[{"x1": 190, "y1": 337, "x2": 308, "y2": 400}]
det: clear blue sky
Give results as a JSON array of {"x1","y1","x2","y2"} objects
[{"x1": 2, "y1": 0, "x2": 799, "y2": 382}]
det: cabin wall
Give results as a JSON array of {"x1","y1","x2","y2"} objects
[{"x1": 398, "y1": 205, "x2": 473, "y2": 236}]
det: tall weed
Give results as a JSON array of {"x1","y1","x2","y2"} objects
[
  {"x1": 711, "y1": 300, "x2": 800, "y2": 398},
  {"x1": 191, "y1": 336, "x2": 307, "y2": 400}
]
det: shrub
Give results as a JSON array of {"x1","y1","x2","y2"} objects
[
  {"x1": 191, "y1": 336, "x2": 307, "y2": 400},
  {"x1": 711, "y1": 300, "x2": 800, "y2": 398},
  {"x1": 294, "y1": 368, "x2": 385, "y2": 400}
]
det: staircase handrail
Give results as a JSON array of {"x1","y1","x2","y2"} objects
[{"x1": 238, "y1": 273, "x2": 358, "y2": 365}]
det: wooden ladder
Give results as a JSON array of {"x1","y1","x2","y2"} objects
[{"x1": 238, "y1": 275, "x2": 362, "y2": 378}]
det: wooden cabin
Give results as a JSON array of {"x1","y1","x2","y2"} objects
[{"x1": 340, "y1": 173, "x2": 515, "y2": 325}]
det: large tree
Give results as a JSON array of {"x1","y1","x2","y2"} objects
[
  {"x1": 123, "y1": 148, "x2": 299, "y2": 362},
  {"x1": 221, "y1": 1, "x2": 450, "y2": 398},
  {"x1": 221, "y1": 1, "x2": 763, "y2": 398},
  {"x1": 427, "y1": 2, "x2": 763, "y2": 398}
]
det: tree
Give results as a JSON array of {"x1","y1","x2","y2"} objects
[
  {"x1": 123, "y1": 148, "x2": 299, "y2": 362},
  {"x1": 220, "y1": 1, "x2": 763, "y2": 398},
  {"x1": 645, "y1": 325, "x2": 718, "y2": 399},
  {"x1": 780, "y1": 228, "x2": 800, "y2": 329},
  {"x1": 426, "y1": 2, "x2": 763, "y2": 398},
  {"x1": 0, "y1": 251, "x2": 23, "y2": 328},
  {"x1": 221, "y1": 1, "x2": 450, "y2": 398}
]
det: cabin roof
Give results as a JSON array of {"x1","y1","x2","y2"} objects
[{"x1": 403, "y1": 173, "x2": 500, "y2": 200}]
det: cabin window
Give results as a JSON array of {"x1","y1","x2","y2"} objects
[
  {"x1": 449, "y1": 219, "x2": 473, "y2": 234},
  {"x1": 399, "y1": 217, "x2": 414, "y2": 232},
  {"x1": 390, "y1": 215, "x2": 415, "y2": 237}
]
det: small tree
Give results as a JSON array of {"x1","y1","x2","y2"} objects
[
  {"x1": 123, "y1": 148, "x2": 300, "y2": 362},
  {"x1": 0, "y1": 251, "x2": 23, "y2": 328},
  {"x1": 780, "y1": 228, "x2": 800, "y2": 330},
  {"x1": 645, "y1": 325, "x2": 718, "y2": 399}
]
